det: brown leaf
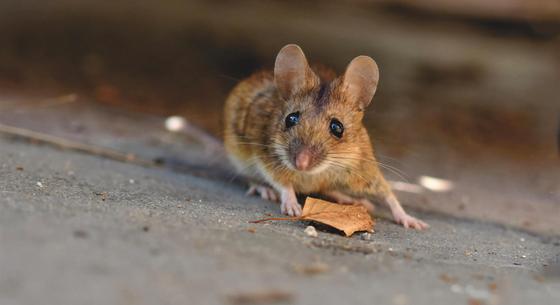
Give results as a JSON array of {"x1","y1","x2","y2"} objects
[
  {"x1": 300, "y1": 197, "x2": 374, "y2": 237},
  {"x1": 249, "y1": 197, "x2": 374, "y2": 237}
]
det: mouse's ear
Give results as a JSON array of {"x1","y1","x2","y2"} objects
[
  {"x1": 342, "y1": 56, "x2": 379, "y2": 110},
  {"x1": 274, "y1": 44, "x2": 319, "y2": 100}
]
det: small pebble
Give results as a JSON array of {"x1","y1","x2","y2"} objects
[
  {"x1": 419, "y1": 176, "x2": 454, "y2": 192},
  {"x1": 36, "y1": 182, "x2": 43, "y2": 188},
  {"x1": 359, "y1": 232, "x2": 373, "y2": 241},
  {"x1": 165, "y1": 116, "x2": 186, "y2": 132},
  {"x1": 304, "y1": 226, "x2": 318, "y2": 237}
]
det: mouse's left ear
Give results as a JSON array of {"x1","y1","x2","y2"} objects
[
  {"x1": 342, "y1": 56, "x2": 379, "y2": 110},
  {"x1": 274, "y1": 44, "x2": 319, "y2": 100}
]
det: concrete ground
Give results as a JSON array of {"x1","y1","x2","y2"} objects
[{"x1": 0, "y1": 99, "x2": 559, "y2": 305}]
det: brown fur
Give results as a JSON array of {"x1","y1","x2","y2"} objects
[{"x1": 223, "y1": 66, "x2": 392, "y2": 202}]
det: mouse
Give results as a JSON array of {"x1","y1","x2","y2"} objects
[{"x1": 223, "y1": 44, "x2": 428, "y2": 230}]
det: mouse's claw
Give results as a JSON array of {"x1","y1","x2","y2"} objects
[
  {"x1": 246, "y1": 184, "x2": 279, "y2": 202},
  {"x1": 281, "y1": 199, "x2": 302, "y2": 217},
  {"x1": 393, "y1": 212, "x2": 429, "y2": 230},
  {"x1": 280, "y1": 186, "x2": 301, "y2": 217}
]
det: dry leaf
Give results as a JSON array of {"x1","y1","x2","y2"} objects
[
  {"x1": 249, "y1": 197, "x2": 374, "y2": 237},
  {"x1": 300, "y1": 197, "x2": 374, "y2": 237}
]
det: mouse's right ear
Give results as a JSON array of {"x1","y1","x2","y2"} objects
[
  {"x1": 274, "y1": 44, "x2": 319, "y2": 100},
  {"x1": 342, "y1": 56, "x2": 379, "y2": 110}
]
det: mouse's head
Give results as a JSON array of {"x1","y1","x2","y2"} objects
[{"x1": 271, "y1": 44, "x2": 379, "y2": 175}]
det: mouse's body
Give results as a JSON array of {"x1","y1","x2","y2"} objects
[{"x1": 224, "y1": 44, "x2": 427, "y2": 229}]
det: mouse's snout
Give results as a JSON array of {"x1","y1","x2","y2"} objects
[
  {"x1": 295, "y1": 147, "x2": 312, "y2": 171},
  {"x1": 289, "y1": 140, "x2": 323, "y2": 172}
]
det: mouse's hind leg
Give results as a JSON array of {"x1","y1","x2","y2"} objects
[
  {"x1": 226, "y1": 155, "x2": 279, "y2": 202},
  {"x1": 324, "y1": 190, "x2": 375, "y2": 213},
  {"x1": 247, "y1": 183, "x2": 279, "y2": 202}
]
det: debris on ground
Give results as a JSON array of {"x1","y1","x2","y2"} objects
[
  {"x1": 250, "y1": 197, "x2": 374, "y2": 237},
  {"x1": 226, "y1": 289, "x2": 294, "y2": 305},
  {"x1": 300, "y1": 197, "x2": 374, "y2": 237},
  {"x1": 359, "y1": 232, "x2": 373, "y2": 241},
  {"x1": 304, "y1": 226, "x2": 318, "y2": 237},
  {"x1": 419, "y1": 176, "x2": 454, "y2": 192},
  {"x1": 293, "y1": 261, "x2": 329, "y2": 276}
]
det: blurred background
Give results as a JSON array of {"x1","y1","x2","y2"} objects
[{"x1": 0, "y1": 0, "x2": 559, "y2": 234}]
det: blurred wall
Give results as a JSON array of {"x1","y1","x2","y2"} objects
[{"x1": 0, "y1": 0, "x2": 559, "y2": 162}]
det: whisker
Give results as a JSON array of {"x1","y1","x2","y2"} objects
[
  {"x1": 323, "y1": 159, "x2": 370, "y2": 185},
  {"x1": 377, "y1": 163, "x2": 410, "y2": 184},
  {"x1": 326, "y1": 154, "x2": 410, "y2": 183}
]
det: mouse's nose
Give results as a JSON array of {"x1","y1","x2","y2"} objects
[{"x1": 295, "y1": 148, "x2": 312, "y2": 171}]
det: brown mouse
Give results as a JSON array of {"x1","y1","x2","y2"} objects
[{"x1": 224, "y1": 44, "x2": 428, "y2": 229}]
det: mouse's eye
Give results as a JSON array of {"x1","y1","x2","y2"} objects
[
  {"x1": 329, "y1": 119, "x2": 344, "y2": 138},
  {"x1": 285, "y1": 112, "x2": 300, "y2": 129}
]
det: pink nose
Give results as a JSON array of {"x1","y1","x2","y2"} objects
[{"x1": 295, "y1": 149, "x2": 312, "y2": 171}]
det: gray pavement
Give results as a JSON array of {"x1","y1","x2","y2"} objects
[{"x1": 1, "y1": 134, "x2": 559, "y2": 305}]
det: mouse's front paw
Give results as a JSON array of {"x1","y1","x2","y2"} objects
[
  {"x1": 246, "y1": 184, "x2": 279, "y2": 202},
  {"x1": 281, "y1": 198, "x2": 302, "y2": 217},
  {"x1": 393, "y1": 211, "x2": 429, "y2": 230}
]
